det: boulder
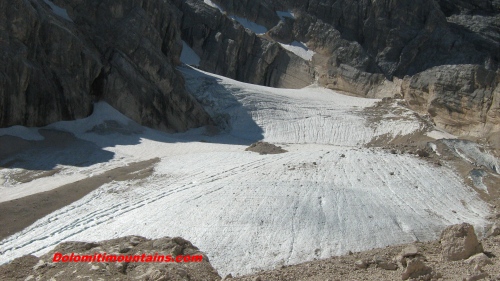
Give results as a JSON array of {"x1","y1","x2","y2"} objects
[
  {"x1": 440, "y1": 223, "x2": 484, "y2": 261},
  {"x1": 354, "y1": 259, "x2": 370, "y2": 269},
  {"x1": 464, "y1": 253, "x2": 493, "y2": 268},
  {"x1": 401, "y1": 245, "x2": 420, "y2": 258},
  {"x1": 487, "y1": 224, "x2": 500, "y2": 237},
  {"x1": 401, "y1": 258, "x2": 432, "y2": 280}
]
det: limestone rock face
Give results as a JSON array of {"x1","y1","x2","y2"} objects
[
  {"x1": 0, "y1": 0, "x2": 211, "y2": 131},
  {"x1": 174, "y1": 0, "x2": 314, "y2": 89},
  {"x1": 402, "y1": 65, "x2": 500, "y2": 139},
  {"x1": 440, "y1": 223, "x2": 484, "y2": 261},
  {"x1": 0, "y1": 0, "x2": 101, "y2": 127}
]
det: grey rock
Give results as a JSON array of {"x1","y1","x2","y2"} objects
[
  {"x1": 354, "y1": 259, "x2": 370, "y2": 269},
  {"x1": 487, "y1": 224, "x2": 500, "y2": 237},
  {"x1": 268, "y1": 19, "x2": 295, "y2": 44},
  {"x1": 378, "y1": 261, "x2": 398, "y2": 271},
  {"x1": 1, "y1": 0, "x2": 211, "y2": 131},
  {"x1": 464, "y1": 253, "x2": 493, "y2": 268},
  {"x1": 401, "y1": 258, "x2": 433, "y2": 280},
  {"x1": 401, "y1": 245, "x2": 420, "y2": 258},
  {"x1": 465, "y1": 272, "x2": 489, "y2": 281},
  {"x1": 402, "y1": 65, "x2": 500, "y2": 140},
  {"x1": 440, "y1": 223, "x2": 484, "y2": 261}
]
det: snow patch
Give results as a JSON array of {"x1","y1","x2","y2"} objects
[
  {"x1": 43, "y1": 0, "x2": 73, "y2": 22},
  {"x1": 231, "y1": 16, "x2": 267, "y2": 34},
  {"x1": 47, "y1": 102, "x2": 136, "y2": 136},
  {"x1": 428, "y1": 142, "x2": 440, "y2": 156},
  {"x1": 276, "y1": 11, "x2": 295, "y2": 20},
  {"x1": 203, "y1": 0, "x2": 224, "y2": 12},
  {"x1": 181, "y1": 41, "x2": 201, "y2": 66},
  {"x1": 279, "y1": 41, "x2": 315, "y2": 61}
]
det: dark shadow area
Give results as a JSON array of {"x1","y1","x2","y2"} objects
[
  {"x1": 0, "y1": 66, "x2": 264, "y2": 171},
  {"x1": 178, "y1": 66, "x2": 265, "y2": 142},
  {"x1": 0, "y1": 130, "x2": 115, "y2": 170}
]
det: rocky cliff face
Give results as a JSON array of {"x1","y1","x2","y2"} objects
[
  {"x1": 0, "y1": 0, "x2": 211, "y2": 131},
  {"x1": 199, "y1": 0, "x2": 500, "y2": 141},
  {"x1": 402, "y1": 65, "x2": 500, "y2": 143},
  {"x1": 174, "y1": 0, "x2": 314, "y2": 89}
]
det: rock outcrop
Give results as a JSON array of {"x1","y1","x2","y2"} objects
[
  {"x1": 0, "y1": 0, "x2": 211, "y2": 131},
  {"x1": 0, "y1": 236, "x2": 221, "y2": 281},
  {"x1": 402, "y1": 65, "x2": 500, "y2": 140}
]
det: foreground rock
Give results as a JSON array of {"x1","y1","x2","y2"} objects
[
  {"x1": 0, "y1": 0, "x2": 211, "y2": 131},
  {"x1": 232, "y1": 222, "x2": 500, "y2": 280},
  {"x1": 440, "y1": 223, "x2": 484, "y2": 261},
  {"x1": 401, "y1": 257, "x2": 433, "y2": 280},
  {"x1": 0, "y1": 236, "x2": 220, "y2": 281}
]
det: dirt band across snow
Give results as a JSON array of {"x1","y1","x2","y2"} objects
[{"x1": 0, "y1": 158, "x2": 159, "y2": 240}]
